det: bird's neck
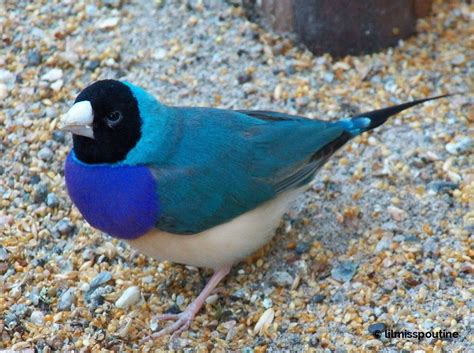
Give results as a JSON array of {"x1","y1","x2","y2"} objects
[{"x1": 123, "y1": 103, "x2": 178, "y2": 166}]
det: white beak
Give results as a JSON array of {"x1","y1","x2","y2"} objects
[{"x1": 60, "y1": 101, "x2": 94, "y2": 139}]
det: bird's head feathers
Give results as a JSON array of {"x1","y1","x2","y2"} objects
[{"x1": 61, "y1": 79, "x2": 165, "y2": 164}]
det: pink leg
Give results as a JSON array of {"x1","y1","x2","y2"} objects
[{"x1": 140, "y1": 265, "x2": 231, "y2": 343}]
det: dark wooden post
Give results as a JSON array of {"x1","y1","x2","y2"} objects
[
  {"x1": 259, "y1": 0, "x2": 294, "y2": 33},
  {"x1": 247, "y1": 0, "x2": 433, "y2": 57}
]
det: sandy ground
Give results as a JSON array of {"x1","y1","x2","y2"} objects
[{"x1": 0, "y1": 0, "x2": 473, "y2": 351}]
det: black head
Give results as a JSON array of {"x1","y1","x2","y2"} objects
[{"x1": 65, "y1": 79, "x2": 142, "y2": 164}]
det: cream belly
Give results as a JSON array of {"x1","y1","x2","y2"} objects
[{"x1": 126, "y1": 187, "x2": 305, "y2": 270}]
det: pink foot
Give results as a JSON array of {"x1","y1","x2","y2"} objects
[
  {"x1": 140, "y1": 265, "x2": 231, "y2": 343},
  {"x1": 141, "y1": 310, "x2": 195, "y2": 342}
]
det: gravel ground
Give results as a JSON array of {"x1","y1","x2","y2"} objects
[{"x1": 0, "y1": 0, "x2": 473, "y2": 352}]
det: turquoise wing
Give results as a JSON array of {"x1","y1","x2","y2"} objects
[{"x1": 147, "y1": 108, "x2": 348, "y2": 234}]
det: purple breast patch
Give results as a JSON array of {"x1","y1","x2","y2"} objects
[{"x1": 64, "y1": 151, "x2": 159, "y2": 239}]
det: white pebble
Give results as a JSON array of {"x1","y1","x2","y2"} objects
[
  {"x1": 104, "y1": 58, "x2": 116, "y2": 67},
  {"x1": 451, "y1": 54, "x2": 465, "y2": 65},
  {"x1": 0, "y1": 83, "x2": 8, "y2": 99},
  {"x1": 79, "y1": 282, "x2": 90, "y2": 292},
  {"x1": 60, "y1": 51, "x2": 79, "y2": 65},
  {"x1": 50, "y1": 79, "x2": 63, "y2": 92},
  {"x1": 41, "y1": 68, "x2": 63, "y2": 82},
  {"x1": 0, "y1": 69, "x2": 15, "y2": 87},
  {"x1": 205, "y1": 294, "x2": 219, "y2": 305},
  {"x1": 446, "y1": 137, "x2": 473, "y2": 155},
  {"x1": 387, "y1": 205, "x2": 407, "y2": 221},
  {"x1": 30, "y1": 310, "x2": 44, "y2": 325},
  {"x1": 97, "y1": 17, "x2": 120, "y2": 30},
  {"x1": 115, "y1": 286, "x2": 141, "y2": 309},
  {"x1": 10, "y1": 286, "x2": 22, "y2": 299},
  {"x1": 253, "y1": 307, "x2": 274, "y2": 335},
  {"x1": 262, "y1": 298, "x2": 273, "y2": 309},
  {"x1": 38, "y1": 147, "x2": 54, "y2": 161},
  {"x1": 367, "y1": 136, "x2": 378, "y2": 146},
  {"x1": 154, "y1": 48, "x2": 167, "y2": 59}
]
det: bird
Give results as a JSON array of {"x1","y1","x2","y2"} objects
[{"x1": 60, "y1": 79, "x2": 451, "y2": 342}]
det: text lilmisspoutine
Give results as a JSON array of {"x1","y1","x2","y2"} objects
[{"x1": 375, "y1": 329, "x2": 459, "y2": 341}]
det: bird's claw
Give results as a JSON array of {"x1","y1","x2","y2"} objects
[{"x1": 140, "y1": 310, "x2": 194, "y2": 344}]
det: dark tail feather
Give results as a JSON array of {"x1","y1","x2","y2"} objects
[
  {"x1": 354, "y1": 93, "x2": 455, "y2": 130},
  {"x1": 314, "y1": 93, "x2": 456, "y2": 164}
]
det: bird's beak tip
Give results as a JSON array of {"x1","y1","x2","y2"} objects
[{"x1": 61, "y1": 101, "x2": 95, "y2": 139}]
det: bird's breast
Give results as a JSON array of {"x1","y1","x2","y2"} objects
[{"x1": 64, "y1": 151, "x2": 160, "y2": 239}]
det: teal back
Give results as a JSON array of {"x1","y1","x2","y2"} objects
[{"x1": 123, "y1": 83, "x2": 347, "y2": 234}]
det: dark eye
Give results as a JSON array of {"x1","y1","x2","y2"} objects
[{"x1": 107, "y1": 111, "x2": 122, "y2": 125}]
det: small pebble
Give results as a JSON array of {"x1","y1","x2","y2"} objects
[
  {"x1": 237, "y1": 73, "x2": 252, "y2": 84},
  {"x1": 154, "y1": 48, "x2": 167, "y2": 59},
  {"x1": 295, "y1": 242, "x2": 310, "y2": 254},
  {"x1": 205, "y1": 293, "x2": 219, "y2": 305},
  {"x1": 383, "y1": 279, "x2": 397, "y2": 291},
  {"x1": 0, "y1": 246, "x2": 9, "y2": 261},
  {"x1": 387, "y1": 205, "x2": 407, "y2": 221},
  {"x1": 295, "y1": 96, "x2": 310, "y2": 107},
  {"x1": 176, "y1": 294, "x2": 185, "y2": 306},
  {"x1": 451, "y1": 54, "x2": 466, "y2": 65},
  {"x1": 55, "y1": 219, "x2": 74, "y2": 235},
  {"x1": 0, "y1": 83, "x2": 8, "y2": 99},
  {"x1": 0, "y1": 69, "x2": 15, "y2": 87},
  {"x1": 164, "y1": 304, "x2": 181, "y2": 314},
  {"x1": 368, "y1": 322, "x2": 386, "y2": 337},
  {"x1": 331, "y1": 261, "x2": 358, "y2": 282},
  {"x1": 87, "y1": 286, "x2": 112, "y2": 307},
  {"x1": 38, "y1": 147, "x2": 54, "y2": 161},
  {"x1": 230, "y1": 288, "x2": 247, "y2": 300},
  {"x1": 86, "y1": 60, "x2": 101, "y2": 71},
  {"x1": 446, "y1": 137, "x2": 473, "y2": 155},
  {"x1": 423, "y1": 237, "x2": 439, "y2": 256},
  {"x1": 262, "y1": 298, "x2": 273, "y2": 309},
  {"x1": 323, "y1": 72, "x2": 334, "y2": 83},
  {"x1": 51, "y1": 79, "x2": 63, "y2": 92},
  {"x1": 31, "y1": 27, "x2": 46, "y2": 39},
  {"x1": 285, "y1": 64, "x2": 296, "y2": 75},
  {"x1": 58, "y1": 288, "x2": 76, "y2": 310},
  {"x1": 82, "y1": 248, "x2": 95, "y2": 260},
  {"x1": 86, "y1": 4, "x2": 97, "y2": 15},
  {"x1": 5, "y1": 304, "x2": 29, "y2": 326},
  {"x1": 427, "y1": 181, "x2": 458, "y2": 194},
  {"x1": 253, "y1": 307, "x2": 274, "y2": 335},
  {"x1": 52, "y1": 131, "x2": 66, "y2": 143},
  {"x1": 29, "y1": 287, "x2": 40, "y2": 306},
  {"x1": 270, "y1": 271, "x2": 293, "y2": 287},
  {"x1": 115, "y1": 286, "x2": 141, "y2": 309},
  {"x1": 0, "y1": 262, "x2": 9, "y2": 275},
  {"x1": 89, "y1": 271, "x2": 112, "y2": 289},
  {"x1": 375, "y1": 235, "x2": 392, "y2": 253},
  {"x1": 33, "y1": 183, "x2": 48, "y2": 203},
  {"x1": 30, "y1": 175, "x2": 41, "y2": 185},
  {"x1": 311, "y1": 294, "x2": 326, "y2": 303},
  {"x1": 46, "y1": 193, "x2": 60, "y2": 207},
  {"x1": 97, "y1": 17, "x2": 120, "y2": 30},
  {"x1": 27, "y1": 50, "x2": 42, "y2": 66},
  {"x1": 30, "y1": 310, "x2": 44, "y2": 325},
  {"x1": 331, "y1": 290, "x2": 346, "y2": 303},
  {"x1": 41, "y1": 68, "x2": 63, "y2": 82}
]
